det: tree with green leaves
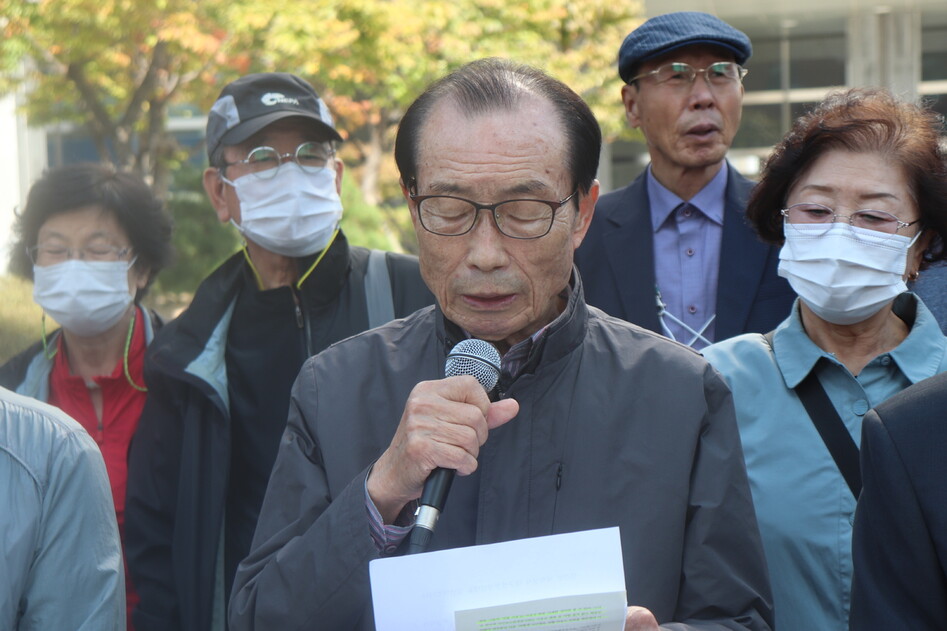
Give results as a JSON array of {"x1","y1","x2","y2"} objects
[
  {"x1": 1, "y1": 0, "x2": 642, "y2": 260},
  {"x1": 251, "y1": 0, "x2": 641, "y2": 246}
]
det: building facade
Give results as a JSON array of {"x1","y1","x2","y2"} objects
[
  {"x1": 607, "y1": 0, "x2": 947, "y2": 188},
  {"x1": 4, "y1": 0, "x2": 947, "y2": 262}
]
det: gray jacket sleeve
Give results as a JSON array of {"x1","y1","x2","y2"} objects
[
  {"x1": 663, "y1": 364, "x2": 774, "y2": 630},
  {"x1": 1, "y1": 401, "x2": 124, "y2": 631},
  {"x1": 228, "y1": 360, "x2": 380, "y2": 630}
]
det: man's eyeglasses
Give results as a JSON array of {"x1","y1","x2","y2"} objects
[
  {"x1": 781, "y1": 203, "x2": 921, "y2": 242},
  {"x1": 28, "y1": 243, "x2": 132, "y2": 266},
  {"x1": 410, "y1": 190, "x2": 578, "y2": 239},
  {"x1": 221, "y1": 141, "x2": 335, "y2": 180},
  {"x1": 630, "y1": 62, "x2": 748, "y2": 89}
]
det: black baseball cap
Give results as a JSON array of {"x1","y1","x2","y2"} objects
[
  {"x1": 205, "y1": 72, "x2": 343, "y2": 160},
  {"x1": 618, "y1": 12, "x2": 752, "y2": 84}
]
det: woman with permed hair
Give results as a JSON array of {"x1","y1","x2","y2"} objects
[
  {"x1": 0, "y1": 162, "x2": 173, "y2": 629},
  {"x1": 702, "y1": 88, "x2": 947, "y2": 631}
]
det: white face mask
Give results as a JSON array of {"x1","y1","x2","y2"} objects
[
  {"x1": 33, "y1": 259, "x2": 136, "y2": 337},
  {"x1": 224, "y1": 165, "x2": 343, "y2": 257},
  {"x1": 778, "y1": 222, "x2": 920, "y2": 325}
]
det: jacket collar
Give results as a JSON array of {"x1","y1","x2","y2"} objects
[
  {"x1": 153, "y1": 231, "x2": 353, "y2": 371},
  {"x1": 294, "y1": 230, "x2": 351, "y2": 307},
  {"x1": 13, "y1": 306, "x2": 160, "y2": 401}
]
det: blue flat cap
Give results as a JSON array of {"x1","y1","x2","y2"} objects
[{"x1": 618, "y1": 12, "x2": 751, "y2": 83}]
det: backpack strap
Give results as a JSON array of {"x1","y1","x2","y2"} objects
[
  {"x1": 762, "y1": 329, "x2": 861, "y2": 497},
  {"x1": 794, "y1": 370, "x2": 862, "y2": 497},
  {"x1": 365, "y1": 249, "x2": 395, "y2": 329}
]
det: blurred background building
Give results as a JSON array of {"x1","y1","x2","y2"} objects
[
  {"x1": 3, "y1": 0, "x2": 947, "y2": 260},
  {"x1": 603, "y1": 0, "x2": 947, "y2": 190}
]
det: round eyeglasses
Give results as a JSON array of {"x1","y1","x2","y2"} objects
[
  {"x1": 630, "y1": 61, "x2": 748, "y2": 88},
  {"x1": 781, "y1": 203, "x2": 921, "y2": 242},
  {"x1": 221, "y1": 141, "x2": 335, "y2": 180},
  {"x1": 28, "y1": 243, "x2": 132, "y2": 266},
  {"x1": 410, "y1": 190, "x2": 578, "y2": 239}
]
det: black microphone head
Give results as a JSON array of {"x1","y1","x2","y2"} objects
[{"x1": 445, "y1": 339, "x2": 501, "y2": 392}]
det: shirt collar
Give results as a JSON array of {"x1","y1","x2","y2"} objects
[
  {"x1": 888, "y1": 293, "x2": 947, "y2": 383},
  {"x1": 773, "y1": 293, "x2": 947, "y2": 388},
  {"x1": 647, "y1": 161, "x2": 728, "y2": 232},
  {"x1": 771, "y1": 300, "x2": 826, "y2": 388}
]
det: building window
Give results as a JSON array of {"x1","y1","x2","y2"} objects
[
  {"x1": 735, "y1": 27, "x2": 845, "y2": 152},
  {"x1": 733, "y1": 102, "x2": 821, "y2": 150},
  {"x1": 922, "y1": 26, "x2": 947, "y2": 81}
]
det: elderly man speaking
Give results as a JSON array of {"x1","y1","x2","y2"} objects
[{"x1": 229, "y1": 58, "x2": 773, "y2": 631}]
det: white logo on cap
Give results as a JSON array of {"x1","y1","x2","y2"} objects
[{"x1": 261, "y1": 92, "x2": 300, "y2": 106}]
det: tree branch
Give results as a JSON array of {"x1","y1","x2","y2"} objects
[
  {"x1": 118, "y1": 40, "x2": 168, "y2": 130},
  {"x1": 65, "y1": 61, "x2": 115, "y2": 139}
]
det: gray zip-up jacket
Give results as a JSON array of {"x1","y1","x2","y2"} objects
[{"x1": 229, "y1": 271, "x2": 774, "y2": 631}]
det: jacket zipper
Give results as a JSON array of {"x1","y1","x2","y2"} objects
[{"x1": 294, "y1": 296, "x2": 314, "y2": 357}]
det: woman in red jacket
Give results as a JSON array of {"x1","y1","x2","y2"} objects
[{"x1": 0, "y1": 162, "x2": 173, "y2": 630}]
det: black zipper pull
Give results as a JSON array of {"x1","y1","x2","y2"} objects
[
  {"x1": 295, "y1": 303, "x2": 303, "y2": 328},
  {"x1": 556, "y1": 463, "x2": 563, "y2": 491}
]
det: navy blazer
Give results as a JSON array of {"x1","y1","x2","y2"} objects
[
  {"x1": 850, "y1": 371, "x2": 947, "y2": 630},
  {"x1": 575, "y1": 165, "x2": 795, "y2": 341}
]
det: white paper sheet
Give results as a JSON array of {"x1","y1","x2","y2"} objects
[{"x1": 369, "y1": 527, "x2": 627, "y2": 631}]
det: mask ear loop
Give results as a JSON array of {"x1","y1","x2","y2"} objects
[{"x1": 905, "y1": 227, "x2": 924, "y2": 249}]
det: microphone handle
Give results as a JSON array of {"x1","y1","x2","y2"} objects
[{"x1": 405, "y1": 467, "x2": 455, "y2": 554}]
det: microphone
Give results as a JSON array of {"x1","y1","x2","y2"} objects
[{"x1": 405, "y1": 338, "x2": 501, "y2": 555}]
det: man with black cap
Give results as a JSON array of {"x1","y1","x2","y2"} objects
[
  {"x1": 124, "y1": 72, "x2": 433, "y2": 631},
  {"x1": 577, "y1": 12, "x2": 794, "y2": 350}
]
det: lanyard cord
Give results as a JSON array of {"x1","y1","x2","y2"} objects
[
  {"x1": 123, "y1": 308, "x2": 147, "y2": 392},
  {"x1": 655, "y1": 286, "x2": 715, "y2": 348},
  {"x1": 40, "y1": 309, "x2": 147, "y2": 391},
  {"x1": 40, "y1": 313, "x2": 57, "y2": 360}
]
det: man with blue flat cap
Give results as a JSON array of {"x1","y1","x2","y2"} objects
[{"x1": 577, "y1": 12, "x2": 794, "y2": 350}]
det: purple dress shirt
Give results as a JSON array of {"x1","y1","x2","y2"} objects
[{"x1": 648, "y1": 163, "x2": 727, "y2": 349}]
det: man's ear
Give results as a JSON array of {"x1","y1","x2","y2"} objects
[
  {"x1": 202, "y1": 167, "x2": 233, "y2": 223},
  {"x1": 401, "y1": 178, "x2": 421, "y2": 230},
  {"x1": 333, "y1": 158, "x2": 345, "y2": 196},
  {"x1": 621, "y1": 84, "x2": 641, "y2": 129},
  {"x1": 571, "y1": 180, "x2": 599, "y2": 251}
]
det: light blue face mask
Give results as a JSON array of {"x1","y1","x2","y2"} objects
[
  {"x1": 33, "y1": 258, "x2": 136, "y2": 337},
  {"x1": 223, "y1": 165, "x2": 343, "y2": 257}
]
